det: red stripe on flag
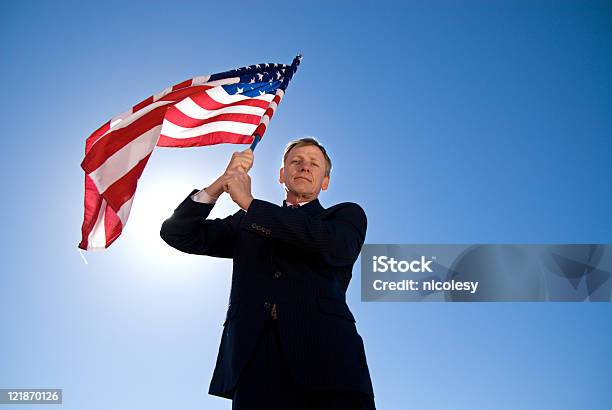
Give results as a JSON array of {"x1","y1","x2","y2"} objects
[
  {"x1": 85, "y1": 121, "x2": 111, "y2": 152},
  {"x1": 159, "y1": 85, "x2": 213, "y2": 102},
  {"x1": 81, "y1": 106, "x2": 167, "y2": 173},
  {"x1": 102, "y1": 152, "x2": 152, "y2": 212},
  {"x1": 104, "y1": 204, "x2": 123, "y2": 249},
  {"x1": 78, "y1": 174, "x2": 103, "y2": 250},
  {"x1": 164, "y1": 107, "x2": 262, "y2": 128},
  {"x1": 191, "y1": 92, "x2": 270, "y2": 111},
  {"x1": 129, "y1": 84, "x2": 212, "y2": 113},
  {"x1": 157, "y1": 132, "x2": 253, "y2": 148},
  {"x1": 172, "y1": 79, "x2": 192, "y2": 91},
  {"x1": 133, "y1": 96, "x2": 154, "y2": 113}
]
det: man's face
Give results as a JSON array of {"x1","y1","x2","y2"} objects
[{"x1": 279, "y1": 144, "x2": 330, "y2": 199}]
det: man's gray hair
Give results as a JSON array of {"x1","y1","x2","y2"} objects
[{"x1": 282, "y1": 137, "x2": 332, "y2": 176}]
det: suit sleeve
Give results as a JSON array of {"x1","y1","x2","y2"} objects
[
  {"x1": 160, "y1": 189, "x2": 241, "y2": 258},
  {"x1": 240, "y1": 199, "x2": 367, "y2": 266}
]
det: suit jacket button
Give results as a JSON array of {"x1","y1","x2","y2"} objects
[
  {"x1": 263, "y1": 302, "x2": 271, "y2": 309},
  {"x1": 274, "y1": 271, "x2": 282, "y2": 278}
]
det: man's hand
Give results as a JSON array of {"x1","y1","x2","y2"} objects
[
  {"x1": 225, "y1": 148, "x2": 254, "y2": 174},
  {"x1": 222, "y1": 171, "x2": 253, "y2": 210},
  {"x1": 221, "y1": 149, "x2": 254, "y2": 210},
  {"x1": 202, "y1": 148, "x2": 254, "y2": 198}
]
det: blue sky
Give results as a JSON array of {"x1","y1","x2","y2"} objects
[{"x1": 1, "y1": 1, "x2": 611, "y2": 409}]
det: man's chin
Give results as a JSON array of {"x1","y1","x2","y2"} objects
[
  {"x1": 289, "y1": 181, "x2": 309, "y2": 190},
  {"x1": 291, "y1": 187, "x2": 323, "y2": 198},
  {"x1": 287, "y1": 187, "x2": 313, "y2": 196}
]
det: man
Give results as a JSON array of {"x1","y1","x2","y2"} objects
[{"x1": 160, "y1": 137, "x2": 376, "y2": 409}]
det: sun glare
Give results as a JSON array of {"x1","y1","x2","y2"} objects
[{"x1": 118, "y1": 174, "x2": 236, "y2": 275}]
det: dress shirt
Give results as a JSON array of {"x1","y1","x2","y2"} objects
[
  {"x1": 191, "y1": 188, "x2": 219, "y2": 204},
  {"x1": 283, "y1": 200, "x2": 310, "y2": 207}
]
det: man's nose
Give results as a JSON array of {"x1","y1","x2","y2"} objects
[{"x1": 299, "y1": 163, "x2": 312, "y2": 172}]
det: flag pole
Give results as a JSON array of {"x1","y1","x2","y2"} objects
[
  {"x1": 249, "y1": 53, "x2": 302, "y2": 153},
  {"x1": 250, "y1": 134, "x2": 261, "y2": 151}
]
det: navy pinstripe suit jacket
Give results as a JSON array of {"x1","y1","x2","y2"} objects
[{"x1": 160, "y1": 189, "x2": 375, "y2": 400}]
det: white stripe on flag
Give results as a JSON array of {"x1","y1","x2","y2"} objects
[
  {"x1": 206, "y1": 87, "x2": 275, "y2": 105},
  {"x1": 116, "y1": 194, "x2": 134, "y2": 226},
  {"x1": 204, "y1": 77, "x2": 241, "y2": 87},
  {"x1": 87, "y1": 198, "x2": 107, "y2": 249},
  {"x1": 160, "y1": 120, "x2": 257, "y2": 139},
  {"x1": 176, "y1": 98, "x2": 266, "y2": 120},
  {"x1": 192, "y1": 75, "x2": 211, "y2": 85}
]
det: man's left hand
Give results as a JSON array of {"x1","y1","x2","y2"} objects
[{"x1": 222, "y1": 171, "x2": 253, "y2": 211}]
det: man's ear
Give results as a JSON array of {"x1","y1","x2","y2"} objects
[
  {"x1": 321, "y1": 175, "x2": 330, "y2": 191},
  {"x1": 279, "y1": 167, "x2": 285, "y2": 185}
]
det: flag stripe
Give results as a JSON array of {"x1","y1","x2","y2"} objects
[
  {"x1": 172, "y1": 79, "x2": 192, "y2": 91},
  {"x1": 102, "y1": 152, "x2": 153, "y2": 211},
  {"x1": 88, "y1": 198, "x2": 108, "y2": 249},
  {"x1": 79, "y1": 174, "x2": 104, "y2": 250},
  {"x1": 85, "y1": 120, "x2": 111, "y2": 151},
  {"x1": 192, "y1": 89, "x2": 274, "y2": 111},
  {"x1": 157, "y1": 131, "x2": 254, "y2": 148},
  {"x1": 82, "y1": 106, "x2": 167, "y2": 173},
  {"x1": 164, "y1": 109, "x2": 262, "y2": 129},
  {"x1": 191, "y1": 93, "x2": 272, "y2": 112},
  {"x1": 133, "y1": 96, "x2": 154, "y2": 113},
  {"x1": 103, "y1": 202, "x2": 122, "y2": 249},
  {"x1": 89, "y1": 125, "x2": 161, "y2": 195},
  {"x1": 116, "y1": 194, "x2": 135, "y2": 226},
  {"x1": 158, "y1": 85, "x2": 213, "y2": 103},
  {"x1": 95, "y1": 85, "x2": 214, "y2": 144},
  {"x1": 103, "y1": 100, "x2": 170, "y2": 138},
  {"x1": 160, "y1": 120, "x2": 258, "y2": 140},
  {"x1": 172, "y1": 98, "x2": 266, "y2": 121}
]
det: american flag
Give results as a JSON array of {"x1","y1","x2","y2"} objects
[{"x1": 79, "y1": 55, "x2": 302, "y2": 251}]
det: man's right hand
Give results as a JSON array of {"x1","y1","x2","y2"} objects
[
  {"x1": 224, "y1": 148, "x2": 254, "y2": 175},
  {"x1": 203, "y1": 148, "x2": 254, "y2": 198}
]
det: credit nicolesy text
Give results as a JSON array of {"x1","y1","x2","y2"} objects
[{"x1": 371, "y1": 256, "x2": 479, "y2": 294}]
